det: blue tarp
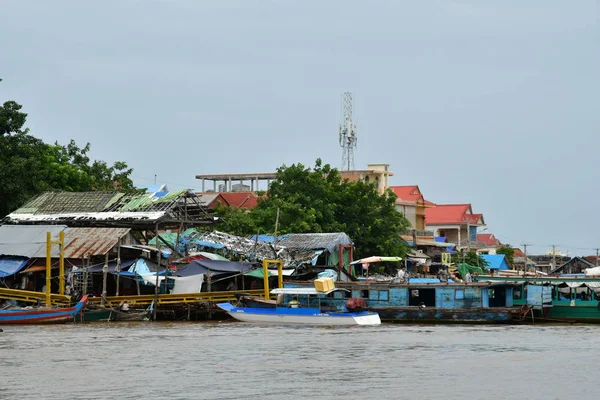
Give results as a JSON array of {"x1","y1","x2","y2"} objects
[
  {"x1": 407, "y1": 278, "x2": 456, "y2": 283},
  {"x1": 190, "y1": 240, "x2": 224, "y2": 250},
  {"x1": 481, "y1": 255, "x2": 509, "y2": 270},
  {"x1": 128, "y1": 258, "x2": 163, "y2": 276},
  {"x1": 178, "y1": 259, "x2": 256, "y2": 277},
  {"x1": 0, "y1": 256, "x2": 29, "y2": 278},
  {"x1": 317, "y1": 269, "x2": 338, "y2": 280}
]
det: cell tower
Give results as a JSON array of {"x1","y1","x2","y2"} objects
[{"x1": 338, "y1": 92, "x2": 357, "y2": 171}]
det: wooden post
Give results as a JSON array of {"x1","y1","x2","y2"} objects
[
  {"x1": 46, "y1": 232, "x2": 52, "y2": 307},
  {"x1": 278, "y1": 261, "x2": 283, "y2": 289},
  {"x1": 153, "y1": 224, "x2": 161, "y2": 321},
  {"x1": 273, "y1": 208, "x2": 280, "y2": 247},
  {"x1": 135, "y1": 268, "x2": 141, "y2": 296},
  {"x1": 83, "y1": 255, "x2": 89, "y2": 296},
  {"x1": 59, "y1": 231, "x2": 65, "y2": 296},
  {"x1": 115, "y1": 241, "x2": 121, "y2": 296},
  {"x1": 101, "y1": 253, "x2": 108, "y2": 306}
]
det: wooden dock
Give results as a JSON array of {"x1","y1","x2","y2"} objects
[{"x1": 0, "y1": 288, "x2": 265, "y2": 307}]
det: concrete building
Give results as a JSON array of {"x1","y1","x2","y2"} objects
[
  {"x1": 390, "y1": 185, "x2": 428, "y2": 231},
  {"x1": 425, "y1": 204, "x2": 486, "y2": 250},
  {"x1": 339, "y1": 163, "x2": 393, "y2": 195}
]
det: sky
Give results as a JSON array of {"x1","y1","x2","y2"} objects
[{"x1": 1, "y1": 1, "x2": 598, "y2": 256}]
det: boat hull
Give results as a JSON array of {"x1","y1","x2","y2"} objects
[
  {"x1": 217, "y1": 303, "x2": 380, "y2": 326},
  {"x1": 73, "y1": 309, "x2": 114, "y2": 323},
  {"x1": 112, "y1": 310, "x2": 150, "y2": 321},
  {"x1": 0, "y1": 296, "x2": 88, "y2": 325},
  {"x1": 371, "y1": 307, "x2": 517, "y2": 323}
]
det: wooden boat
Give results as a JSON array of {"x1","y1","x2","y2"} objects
[
  {"x1": 217, "y1": 288, "x2": 381, "y2": 326},
  {"x1": 284, "y1": 280, "x2": 522, "y2": 323},
  {"x1": 0, "y1": 296, "x2": 88, "y2": 325},
  {"x1": 235, "y1": 294, "x2": 277, "y2": 308},
  {"x1": 478, "y1": 274, "x2": 600, "y2": 323},
  {"x1": 109, "y1": 301, "x2": 153, "y2": 321},
  {"x1": 74, "y1": 307, "x2": 114, "y2": 322}
]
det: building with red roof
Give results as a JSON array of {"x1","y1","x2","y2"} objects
[
  {"x1": 476, "y1": 233, "x2": 501, "y2": 247},
  {"x1": 196, "y1": 192, "x2": 260, "y2": 210},
  {"x1": 425, "y1": 204, "x2": 486, "y2": 249},
  {"x1": 390, "y1": 185, "x2": 429, "y2": 231}
]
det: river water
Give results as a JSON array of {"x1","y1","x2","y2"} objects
[{"x1": 1, "y1": 322, "x2": 598, "y2": 400}]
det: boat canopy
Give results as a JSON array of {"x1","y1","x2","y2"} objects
[
  {"x1": 178, "y1": 259, "x2": 255, "y2": 277},
  {"x1": 271, "y1": 288, "x2": 350, "y2": 295},
  {"x1": 350, "y1": 256, "x2": 402, "y2": 265}
]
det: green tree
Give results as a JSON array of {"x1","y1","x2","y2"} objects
[
  {"x1": 215, "y1": 159, "x2": 411, "y2": 264},
  {"x1": 496, "y1": 245, "x2": 515, "y2": 265},
  {"x1": 0, "y1": 79, "x2": 136, "y2": 217},
  {"x1": 0, "y1": 79, "x2": 27, "y2": 136},
  {"x1": 451, "y1": 250, "x2": 489, "y2": 269},
  {"x1": 213, "y1": 202, "x2": 257, "y2": 236}
]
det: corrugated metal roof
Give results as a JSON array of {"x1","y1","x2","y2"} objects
[
  {"x1": 59, "y1": 227, "x2": 130, "y2": 258},
  {"x1": 0, "y1": 225, "x2": 67, "y2": 257},
  {"x1": 278, "y1": 233, "x2": 353, "y2": 253},
  {"x1": 0, "y1": 225, "x2": 130, "y2": 258}
]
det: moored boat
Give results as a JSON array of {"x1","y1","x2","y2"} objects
[
  {"x1": 477, "y1": 274, "x2": 600, "y2": 323},
  {"x1": 285, "y1": 280, "x2": 521, "y2": 323},
  {"x1": 74, "y1": 307, "x2": 113, "y2": 322},
  {"x1": 217, "y1": 288, "x2": 381, "y2": 326},
  {"x1": 0, "y1": 296, "x2": 89, "y2": 325}
]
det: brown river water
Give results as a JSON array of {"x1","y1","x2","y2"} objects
[{"x1": 1, "y1": 322, "x2": 598, "y2": 400}]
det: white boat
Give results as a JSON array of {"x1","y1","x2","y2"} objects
[{"x1": 217, "y1": 288, "x2": 381, "y2": 326}]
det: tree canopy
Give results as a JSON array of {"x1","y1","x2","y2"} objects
[
  {"x1": 451, "y1": 250, "x2": 489, "y2": 269},
  {"x1": 496, "y1": 245, "x2": 515, "y2": 265},
  {"x1": 0, "y1": 79, "x2": 136, "y2": 217},
  {"x1": 214, "y1": 159, "x2": 411, "y2": 260}
]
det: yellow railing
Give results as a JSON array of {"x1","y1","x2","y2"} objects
[
  {"x1": 0, "y1": 288, "x2": 71, "y2": 305},
  {"x1": 87, "y1": 289, "x2": 266, "y2": 307},
  {"x1": 0, "y1": 288, "x2": 266, "y2": 307}
]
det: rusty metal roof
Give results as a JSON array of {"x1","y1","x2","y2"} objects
[{"x1": 59, "y1": 228, "x2": 131, "y2": 258}]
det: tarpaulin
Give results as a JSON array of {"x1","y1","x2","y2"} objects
[
  {"x1": 0, "y1": 256, "x2": 29, "y2": 278},
  {"x1": 177, "y1": 259, "x2": 256, "y2": 277}
]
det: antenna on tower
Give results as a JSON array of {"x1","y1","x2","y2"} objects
[{"x1": 338, "y1": 92, "x2": 357, "y2": 170}]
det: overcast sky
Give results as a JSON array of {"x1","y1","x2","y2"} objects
[{"x1": 1, "y1": 1, "x2": 598, "y2": 255}]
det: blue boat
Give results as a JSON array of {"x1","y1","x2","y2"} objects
[
  {"x1": 0, "y1": 296, "x2": 89, "y2": 325},
  {"x1": 217, "y1": 288, "x2": 381, "y2": 326}
]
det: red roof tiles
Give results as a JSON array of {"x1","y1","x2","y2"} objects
[
  {"x1": 390, "y1": 186, "x2": 424, "y2": 203},
  {"x1": 584, "y1": 256, "x2": 600, "y2": 265},
  {"x1": 425, "y1": 204, "x2": 472, "y2": 225},
  {"x1": 477, "y1": 233, "x2": 501, "y2": 247},
  {"x1": 240, "y1": 196, "x2": 260, "y2": 210},
  {"x1": 219, "y1": 192, "x2": 256, "y2": 209},
  {"x1": 425, "y1": 204, "x2": 486, "y2": 226}
]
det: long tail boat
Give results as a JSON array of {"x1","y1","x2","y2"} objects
[{"x1": 0, "y1": 296, "x2": 88, "y2": 325}]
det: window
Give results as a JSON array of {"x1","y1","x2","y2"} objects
[
  {"x1": 361, "y1": 290, "x2": 370, "y2": 299},
  {"x1": 409, "y1": 288, "x2": 436, "y2": 306},
  {"x1": 455, "y1": 289, "x2": 465, "y2": 300},
  {"x1": 379, "y1": 290, "x2": 389, "y2": 301}
]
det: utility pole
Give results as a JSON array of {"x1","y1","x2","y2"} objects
[
  {"x1": 596, "y1": 248, "x2": 599, "y2": 268},
  {"x1": 521, "y1": 243, "x2": 531, "y2": 272},
  {"x1": 466, "y1": 220, "x2": 471, "y2": 252},
  {"x1": 552, "y1": 244, "x2": 557, "y2": 271}
]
